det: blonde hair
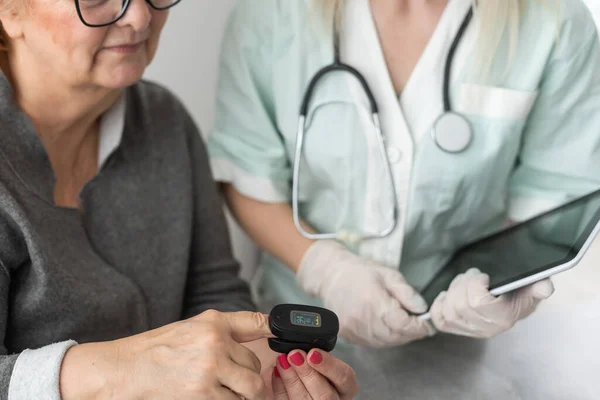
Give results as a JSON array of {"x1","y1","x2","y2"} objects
[{"x1": 317, "y1": 0, "x2": 556, "y2": 79}]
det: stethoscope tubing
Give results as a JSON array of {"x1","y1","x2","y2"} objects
[{"x1": 292, "y1": 6, "x2": 474, "y2": 242}]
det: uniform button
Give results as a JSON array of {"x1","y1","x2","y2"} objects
[{"x1": 387, "y1": 147, "x2": 402, "y2": 164}]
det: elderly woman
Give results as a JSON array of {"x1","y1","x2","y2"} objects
[{"x1": 0, "y1": 0, "x2": 358, "y2": 399}]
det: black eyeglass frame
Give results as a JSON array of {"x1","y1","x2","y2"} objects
[{"x1": 75, "y1": 0, "x2": 182, "y2": 28}]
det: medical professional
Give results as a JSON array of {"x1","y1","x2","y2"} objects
[{"x1": 208, "y1": 0, "x2": 600, "y2": 348}]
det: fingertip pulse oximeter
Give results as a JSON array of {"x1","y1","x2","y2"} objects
[{"x1": 268, "y1": 304, "x2": 339, "y2": 354}]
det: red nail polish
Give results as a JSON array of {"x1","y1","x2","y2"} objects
[
  {"x1": 309, "y1": 351, "x2": 323, "y2": 365},
  {"x1": 290, "y1": 352, "x2": 304, "y2": 366},
  {"x1": 274, "y1": 366, "x2": 281, "y2": 378},
  {"x1": 278, "y1": 354, "x2": 291, "y2": 370}
]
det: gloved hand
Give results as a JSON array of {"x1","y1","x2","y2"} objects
[
  {"x1": 296, "y1": 240, "x2": 433, "y2": 347},
  {"x1": 430, "y1": 268, "x2": 555, "y2": 338}
]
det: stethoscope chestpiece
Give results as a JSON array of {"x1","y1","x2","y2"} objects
[
  {"x1": 431, "y1": 111, "x2": 473, "y2": 153},
  {"x1": 268, "y1": 304, "x2": 339, "y2": 354}
]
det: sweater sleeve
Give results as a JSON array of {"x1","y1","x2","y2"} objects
[
  {"x1": 1, "y1": 259, "x2": 79, "y2": 400},
  {"x1": 181, "y1": 123, "x2": 256, "y2": 319},
  {"x1": 7, "y1": 341, "x2": 78, "y2": 400},
  {"x1": 0, "y1": 261, "x2": 18, "y2": 400}
]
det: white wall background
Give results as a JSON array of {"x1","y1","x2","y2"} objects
[
  {"x1": 145, "y1": 0, "x2": 600, "y2": 281},
  {"x1": 144, "y1": 0, "x2": 259, "y2": 280},
  {"x1": 589, "y1": 0, "x2": 600, "y2": 25}
]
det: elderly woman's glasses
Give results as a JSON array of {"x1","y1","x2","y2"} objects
[{"x1": 75, "y1": 0, "x2": 181, "y2": 27}]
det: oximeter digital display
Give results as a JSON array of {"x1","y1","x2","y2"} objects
[
  {"x1": 268, "y1": 304, "x2": 339, "y2": 354},
  {"x1": 290, "y1": 310, "x2": 321, "y2": 328}
]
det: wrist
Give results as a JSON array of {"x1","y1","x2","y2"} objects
[{"x1": 60, "y1": 341, "x2": 125, "y2": 400}]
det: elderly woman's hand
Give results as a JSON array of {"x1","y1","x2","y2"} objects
[
  {"x1": 60, "y1": 310, "x2": 274, "y2": 400},
  {"x1": 264, "y1": 349, "x2": 359, "y2": 400}
]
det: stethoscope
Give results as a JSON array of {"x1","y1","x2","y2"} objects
[{"x1": 292, "y1": 7, "x2": 474, "y2": 243}]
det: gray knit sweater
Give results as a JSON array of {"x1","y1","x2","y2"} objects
[{"x1": 0, "y1": 73, "x2": 255, "y2": 399}]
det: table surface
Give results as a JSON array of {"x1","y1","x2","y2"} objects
[{"x1": 333, "y1": 238, "x2": 600, "y2": 400}]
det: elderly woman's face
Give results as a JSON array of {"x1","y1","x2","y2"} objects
[{"x1": 10, "y1": 0, "x2": 168, "y2": 88}]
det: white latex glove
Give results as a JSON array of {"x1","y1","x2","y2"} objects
[
  {"x1": 430, "y1": 268, "x2": 555, "y2": 339},
  {"x1": 296, "y1": 240, "x2": 434, "y2": 348}
]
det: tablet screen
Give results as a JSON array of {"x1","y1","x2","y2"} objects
[{"x1": 420, "y1": 189, "x2": 600, "y2": 306}]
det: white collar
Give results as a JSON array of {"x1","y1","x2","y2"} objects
[{"x1": 98, "y1": 94, "x2": 126, "y2": 169}]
